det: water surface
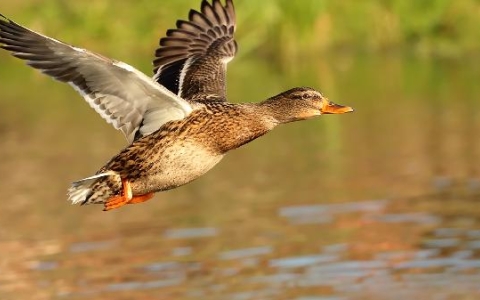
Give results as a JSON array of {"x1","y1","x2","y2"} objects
[{"x1": 0, "y1": 53, "x2": 479, "y2": 299}]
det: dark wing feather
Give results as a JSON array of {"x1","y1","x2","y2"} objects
[{"x1": 153, "y1": 0, "x2": 237, "y2": 102}]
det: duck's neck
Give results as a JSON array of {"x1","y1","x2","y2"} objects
[{"x1": 258, "y1": 96, "x2": 303, "y2": 125}]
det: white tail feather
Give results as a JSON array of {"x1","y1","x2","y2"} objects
[{"x1": 68, "y1": 171, "x2": 117, "y2": 204}]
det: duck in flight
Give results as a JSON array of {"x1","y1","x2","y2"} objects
[{"x1": 0, "y1": 0, "x2": 353, "y2": 211}]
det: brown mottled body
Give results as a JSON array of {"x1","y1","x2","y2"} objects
[{"x1": 86, "y1": 102, "x2": 274, "y2": 204}]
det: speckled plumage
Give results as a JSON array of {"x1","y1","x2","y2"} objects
[
  {"x1": 0, "y1": 0, "x2": 353, "y2": 210},
  {"x1": 85, "y1": 102, "x2": 269, "y2": 203}
]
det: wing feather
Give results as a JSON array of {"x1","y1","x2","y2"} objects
[
  {"x1": 153, "y1": 0, "x2": 237, "y2": 102},
  {"x1": 0, "y1": 15, "x2": 193, "y2": 143}
]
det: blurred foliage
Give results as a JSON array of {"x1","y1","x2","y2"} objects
[{"x1": 1, "y1": 0, "x2": 480, "y2": 68}]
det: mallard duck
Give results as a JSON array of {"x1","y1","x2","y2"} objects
[{"x1": 0, "y1": 0, "x2": 353, "y2": 211}]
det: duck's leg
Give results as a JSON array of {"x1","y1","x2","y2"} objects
[{"x1": 103, "y1": 178, "x2": 133, "y2": 211}]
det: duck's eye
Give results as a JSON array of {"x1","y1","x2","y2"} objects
[{"x1": 302, "y1": 93, "x2": 310, "y2": 99}]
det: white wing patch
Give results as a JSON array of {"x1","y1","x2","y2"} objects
[{"x1": 177, "y1": 57, "x2": 194, "y2": 99}]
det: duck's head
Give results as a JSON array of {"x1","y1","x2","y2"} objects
[{"x1": 262, "y1": 87, "x2": 354, "y2": 124}]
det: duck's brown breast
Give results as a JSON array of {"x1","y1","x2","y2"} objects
[{"x1": 130, "y1": 140, "x2": 224, "y2": 194}]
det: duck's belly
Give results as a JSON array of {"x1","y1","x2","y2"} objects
[{"x1": 131, "y1": 142, "x2": 224, "y2": 195}]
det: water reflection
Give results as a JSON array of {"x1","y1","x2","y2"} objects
[
  {"x1": 3, "y1": 190, "x2": 480, "y2": 299},
  {"x1": 0, "y1": 54, "x2": 479, "y2": 299}
]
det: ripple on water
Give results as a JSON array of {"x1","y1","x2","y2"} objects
[
  {"x1": 394, "y1": 258, "x2": 461, "y2": 270},
  {"x1": 279, "y1": 200, "x2": 389, "y2": 218},
  {"x1": 468, "y1": 178, "x2": 480, "y2": 191},
  {"x1": 361, "y1": 273, "x2": 403, "y2": 291},
  {"x1": 364, "y1": 212, "x2": 442, "y2": 225},
  {"x1": 287, "y1": 215, "x2": 334, "y2": 225},
  {"x1": 374, "y1": 249, "x2": 440, "y2": 261},
  {"x1": 295, "y1": 297, "x2": 348, "y2": 300},
  {"x1": 219, "y1": 267, "x2": 240, "y2": 277},
  {"x1": 279, "y1": 200, "x2": 391, "y2": 225},
  {"x1": 28, "y1": 261, "x2": 58, "y2": 271},
  {"x1": 297, "y1": 270, "x2": 376, "y2": 288},
  {"x1": 374, "y1": 250, "x2": 412, "y2": 261},
  {"x1": 241, "y1": 257, "x2": 260, "y2": 267},
  {"x1": 163, "y1": 227, "x2": 218, "y2": 239},
  {"x1": 143, "y1": 261, "x2": 179, "y2": 272},
  {"x1": 225, "y1": 288, "x2": 280, "y2": 300},
  {"x1": 294, "y1": 262, "x2": 391, "y2": 290},
  {"x1": 467, "y1": 230, "x2": 480, "y2": 238},
  {"x1": 451, "y1": 250, "x2": 473, "y2": 259},
  {"x1": 322, "y1": 243, "x2": 348, "y2": 254},
  {"x1": 69, "y1": 240, "x2": 117, "y2": 253},
  {"x1": 249, "y1": 273, "x2": 299, "y2": 285},
  {"x1": 414, "y1": 249, "x2": 441, "y2": 260},
  {"x1": 433, "y1": 228, "x2": 464, "y2": 238},
  {"x1": 448, "y1": 259, "x2": 480, "y2": 270},
  {"x1": 105, "y1": 277, "x2": 184, "y2": 292},
  {"x1": 269, "y1": 254, "x2": 338, "y2": 268},
  {"x1": 466, "y1": 240, "x2": 480, "y2": 249},
  {"x1": 219, "y1": 246, "x2": 273, "y2": 260},
  {"x1": 172, "y1": 247, "x2": 192, "y2": 256},
  {"x1": 306, "y1": 260, "x2": 387, "y2": 277},
  {"x1": 422, "y1": 238, "x2": 460, "y2": 248}
]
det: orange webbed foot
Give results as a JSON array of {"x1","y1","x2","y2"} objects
[
  {"x1": 103, "y1": 179, "x2": 132, "y2": 211},
  {"x1": 128, "y1": 193, "x2": 154, "y2": 204},
  {"x1": 103, "y1": 179, "x2": 155, "y2": 211},
  {"x1": 103, "y1": 195, "x2": 129, "y2": 211}
]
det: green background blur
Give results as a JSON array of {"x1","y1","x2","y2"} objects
[{"x1": 3, "y1": 0, "x2": 480, "y2": 63}]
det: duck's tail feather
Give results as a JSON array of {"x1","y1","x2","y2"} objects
[{"x1": 68, "y1": 171, "x2": 119, "y2": 205}]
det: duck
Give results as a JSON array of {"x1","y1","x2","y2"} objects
[{"x1": 0, "y1": 0, "x2": 353, "y2": 211}]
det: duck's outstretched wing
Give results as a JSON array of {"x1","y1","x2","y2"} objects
[
  {"x1": 153, "y1": 0, "x2": 237, "y2": 102},
  {"x1": 0, "y1": 15, "x2": 192, "y2": 143}
]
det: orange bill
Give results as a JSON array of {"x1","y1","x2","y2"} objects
[{"x1": 321, "y1": 99, "x2": 354, "y2": 114}]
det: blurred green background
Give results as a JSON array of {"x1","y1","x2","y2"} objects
[
  {"x1": 1, "y1": 1, "x2": 480, "y2": 299},
  {"x1": 4, "y1": 0, "x2": 480, "y2": 60}
]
